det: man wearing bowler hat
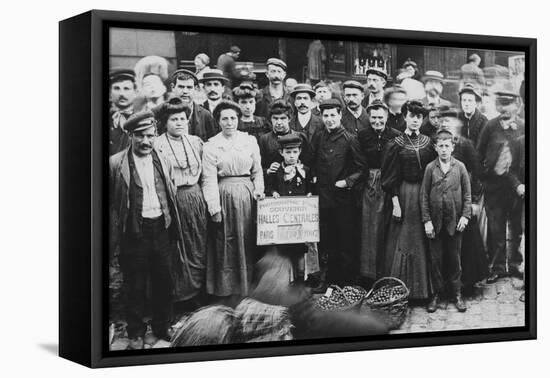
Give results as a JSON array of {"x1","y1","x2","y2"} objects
[
  {"x1": 363, "y1": 67, "x2": 388, "y2": 107},
  {"x1": 169, "y1": 69, "x2": 219, "y2": 141},
  {"x1": 458, "y1": 83, "x2": 488, "y2": 147},
  {"x1": 109, "y1": 68, "x2": 138, "y2": 155},
  {"x1": 199, "y1": 68, "x2": 232, "y2": 113},
  {"x1": 477, "y1": 89, "x2": 525, "y2": 283},
  {"x1": 421, "y1": 70, "x2": 452, "y2": 108},
  {"x1": 289, "y1": 83, "x2": 324, "y2": 142},
  {"x1": 109, "y1": 110, "x2": 184, "y2": 349},
  {"x1": 256, "y1": 58, "x2": 290, "y2": 118},
  {"x1": 311, "y1": 98, "x2": 366, "y2": 286},
  {"x1": 341, "y1": 80, "x2": 370, "y2": 135}
]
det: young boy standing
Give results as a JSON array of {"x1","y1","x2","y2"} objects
[{"x1": 421, "y1": 129, "x2": 472, "y2": 312}]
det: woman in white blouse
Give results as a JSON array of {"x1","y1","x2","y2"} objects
[
  {"x1": 154, "y1": 97, "x2": 207, "y2": 307},
  {"x1": 202, "y1": 100, "x2": 265, "y2": 298}
]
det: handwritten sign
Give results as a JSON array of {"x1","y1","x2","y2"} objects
[{"x1": 257, "y1": 196, "x2": 320, "y2": 245}]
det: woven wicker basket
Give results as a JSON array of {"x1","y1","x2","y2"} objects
[
  {"x1": 361, "y1": 277, "x2": 410, "y2": 329},
  {"x1": 316, "y1": 285, "x2": 367, "y2": 312}
]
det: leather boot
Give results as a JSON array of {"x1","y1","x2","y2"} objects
[
  {"x1": 455, "y1": 294, "x2": 467, "y2": 312},
  {"x1": 427, "y1": 294, "x2": 439, "y2": 313}
]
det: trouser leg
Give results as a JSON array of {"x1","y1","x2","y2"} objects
[
  {"x1": 508, "y1": 198, "x2": 524, "y2": 272},
  {"x1": 445, "y1": 230, "x2": 463, "y2": 294},
  {"x1": 485, "y1": 197, "x2": 507, "y2": 274},
  {"x1": 429, "y1": 235, "x2": 444, "y2": 295}
]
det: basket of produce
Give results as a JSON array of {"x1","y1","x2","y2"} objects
[
  {"x1": 361, "y1": 277, "x2": 409, "y2": 329},
  {"x1": 315, "y1": 285, "x2": 367, "y2": 312}
]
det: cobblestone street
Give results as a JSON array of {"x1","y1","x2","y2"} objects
[{"x1": 391, "y1": 276, "x2": 525, "y2": 334}]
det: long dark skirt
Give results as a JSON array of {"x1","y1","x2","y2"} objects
[
  {"x1": 206, "y1": 177, "x2": 256, "y2": 297},
  {"x1": 460, "y1": 215, "x2": 489, "y2": 291},
  {"x1": 384, "y1": 181, "x2": 431, "y2": 299},
  {"x1": 172, "y1": 183, "x2": 208, "y2": 301},
  {"x1": 360, "y1": 169, "x2": 386, "y2": 280}
]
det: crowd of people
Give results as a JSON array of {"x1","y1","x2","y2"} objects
[{"x1": 109, "y1": 49, "x2": 526, "y2": 349}]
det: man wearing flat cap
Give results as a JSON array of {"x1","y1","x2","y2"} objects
[
  {"x1": 363, "y1": 67, "x2": 388, "y2": 108},
  {"x1": 216, "y1": 45, "x2": 241, "y2": 88},
  {"x1": 256, "y1": 58, "x2": 290, "y2": 118},
  {"x1": 169, "y1": 69, "x2": 219, "y2": 141},
  {"x1": 289, "y1": 83, "x2": 324, "y2": 142},
  {"x1": 341, "y1": 80, "x2": 370, "y2": 136},
  {"x1": 310, "y1": 98, "x2": 366, "y2": 286},
  {"x1": 109, "y1": 110, "x2": 184, "y2": 349},
  {"x1": 109, "y1": 68, "x2": 138, "y2": 155},
  {"x1": 458, "y1": 83, "x2": 488, "y2": 147},
  {"x1": 199, "y1": 68, "x2": 232, "y2": 113},
  {"x1": 477, "y1": 89, "x2": 525, "y2": 284},
  {"x1": 421, "y1": 70, "x2": 452, "y2": 108}
]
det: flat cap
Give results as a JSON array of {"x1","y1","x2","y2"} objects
[
  {"x1": 438, "y1": 105, "x2": 460, "y2": 118},
  {"x1": 366, "y1": 67, "x2": 388, "y2": 81},
  {"x1": 422, "y1": 70, "x2": 445, "y2": 83},
  {"x1": 125, "y1": 110, "x2": 157, "y2": 133},
  {"x1": 170, "y1": 69, "x2": 198, "y2": 85},
  {"x1": 319, "y1": 98, "x2": 343, "y2": 111},
  {"x1": 278, "y1": 133, "x2": 303, "y2": 149},
  {"x1": 290, "y1": 83, "x2": 316, "y2": 97},
  {"x1": 459, "y1": 83, "x2": 482, "y2": 100},
  {"x1": 342, "y1": 80, "x2": 364, "y2": 91},
  {"x1": 266, "y1": 58, "x2": 287, "y2": 71},
  {"x1": 366, "y1": 99, "x2": 389, "y2": 112},
  {"x1": 199, "y1": 68, "x2": 229, "y2": 83},
  {"x1": 110, "y1": 68, "x2": 135, "y2": 83}
]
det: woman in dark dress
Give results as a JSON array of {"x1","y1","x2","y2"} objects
[
  {"x1": 439, "y1": 108, "x2": 489, "y2": 293},
  {"x1": 381, "y1": 100, "x2": 436, "y2": 300},
  {"x1": 233, "y1": 82, "x2": 270, "y2": 141}
]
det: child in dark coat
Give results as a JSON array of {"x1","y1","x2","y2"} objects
[
  {"x1": 421, "y1": 129, "x2": 472, "y2": 313},
  {"x1": 263, "y1": 134, "x2": 315, "y2": 282}
]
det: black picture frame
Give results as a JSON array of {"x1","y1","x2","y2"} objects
[{"x1": 59, "y1": 9, "x2": 537, "y2": 368}]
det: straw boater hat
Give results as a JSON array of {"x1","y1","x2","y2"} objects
[
  {"x1": 199, "y1": 69, "x2": 229, "y2": 84},
  {"x1": 290, "y1": 83, "x2": 316, "y2": 98},
  {"x1": 422, "y1": 70, "x2": 445, "y2": 83}
]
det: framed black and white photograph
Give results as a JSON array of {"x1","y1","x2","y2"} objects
[{"x1": 59, "y1": 9, "x2": 536, "y2": 368}]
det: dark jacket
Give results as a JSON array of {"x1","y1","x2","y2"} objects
[
  {"x1": 420, "y1": 157, "x2": 472, "y2": 236},
  {"x1": 386, "y1": 112, "x2": 406, "y2": 133},
  {"x1": 511, "y1": 135, "x2": 525, "y2": 185},
  {"x1": 310, "y1": 126, "x2": 366, "y2": 208},
  {"x1": 189, "y1": 104, "x2": 220, "y2": 142},
  {"x1": 341, "y1": 106, "x2": 370, "y2": 136},
  {"x1": 266, "y1": 163, "x2": 313, "y2": 197},
  {"x1": 255, "y1": 86, "x2": 290, "y2": 119},
  {"x1": 289, "y1": 112, "x2": 324, "y2": 142},
  {"x1": 452, "y1": 136, "x2": 483, "y2": 203},
  {"x1": 109, "y1": 148, "x2": 184, "y2": 258},
  {"x1": 357, "y1": 125, "x2": 401, "y2": 169},
  {"x1": 459, "y1": 108, "x2": 488, "y2": 147}
]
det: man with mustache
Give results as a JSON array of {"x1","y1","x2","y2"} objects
[
  {"x1": 289, "y1": 83, "x2": 324, "y2": 142},
  {"x1": 169, "y1": 69, "x2": 219, "y2": 141},
  {"x1": 258, "y1": 100, "x2": 310, "y2": 181},
  {"x1": 256, "y1": 58, "x2": 290, "y2": 118},
  {"x1": 477, "y1": 89, "x2": 525, "y2": 283},
  {"x1": 363, "y1": 67, "x2": 388, "y2": 107},
  {"x1": 109, "y1": 68, "x2": 137, "y2": 155},
  {"x1": 421, "y1": 70, "x2": 452, "y2": 108},
  {"x1": 199, "y1": 69, "x2": 232, "y2": 113},
  {"x1": 109, "y1": 110, "x2": 184, "y2": 349},
  {"x1": 311, "y1": 98, "x2": 366, "y2": 286},
  {"x1": 341, "y1": 80, "x2": 370, "y2": 136}
]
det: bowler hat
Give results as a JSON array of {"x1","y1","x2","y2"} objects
[
  {"x1": 266, "y1": 58, "x2": 287, "y2": 71},
  {"x1": 366, "y1": 67, "x2": 388, "y2": 81},
  {"x1": 125, "y1": 110, "x2": 157, "y2": 133},
  {"x1": 342, "y1": 80, "x2": 364, "y2": 92},
  {"x1": 278, "y1": 134, "x2": 303, "y2": 149},
  {"x1": 199, "y1": 69, "x2": 229, "y2": 83},
  {"x1": 422, "y1": 70, "x2": 445, "y2": 83},
  {"x1": 290, "y1": 83, "x2": 316, "y2": 98},
  {"x1": 459, "y1": 83, "x2": 482, "y2": 101}
]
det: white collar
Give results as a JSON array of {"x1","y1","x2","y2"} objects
[
  {"x1": 297, "y1": 111, "x2": 312, "y2": 125},
  {"x1": 404, "y1": 129, "x2": 419, "y2": 136}
]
